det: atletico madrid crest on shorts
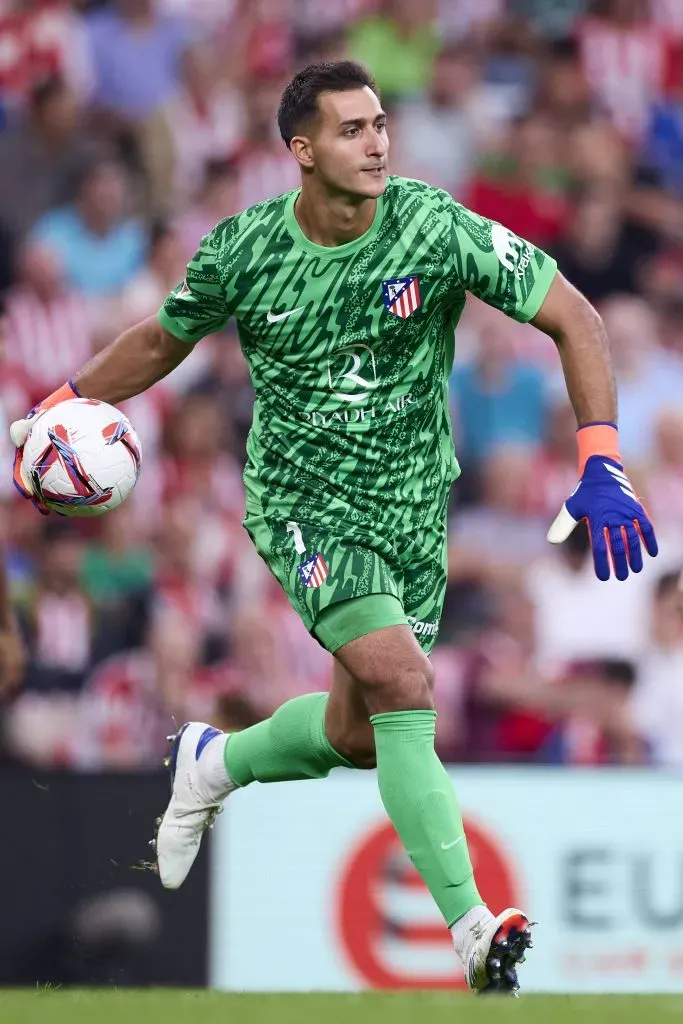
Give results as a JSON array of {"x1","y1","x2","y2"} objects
[
  {"x1": 298, "y1": 552, "x2": 329, "y2": 588},
  {"x1": 382, "y1": 276, "x2": 421, "y2": 319}
]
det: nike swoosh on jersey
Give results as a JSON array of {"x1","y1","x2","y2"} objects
[{"x1": 267, "y1": 306, "x2": 305, "y2": 323}]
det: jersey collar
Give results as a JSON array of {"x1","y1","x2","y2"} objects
[{"x1": 283, "y1": 188, "x2": 384, "y2": 259}]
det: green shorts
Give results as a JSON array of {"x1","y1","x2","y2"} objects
[{"x1": 243, "y1": 509, "x2": 448, "y2": 655}]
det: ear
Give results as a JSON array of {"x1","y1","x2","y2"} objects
[{"x1": 289, "y1": 135, "x2": 315, "y2": 171}]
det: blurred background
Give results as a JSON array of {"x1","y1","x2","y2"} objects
[{"x1": 0, "y1": 0, "x2": 683, "y2": 997}]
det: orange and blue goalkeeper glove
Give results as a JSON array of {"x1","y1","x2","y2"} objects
[
  {"x1": 547, "y1": 422, "x2": 658, "y2": 581},
  {"x1": 10, "y1": 379, "x2": 81, "y2": 513}
]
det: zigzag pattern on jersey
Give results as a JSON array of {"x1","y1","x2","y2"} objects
[{"x1": 161, "y1": 177, "x2": 554, "y2": 542}]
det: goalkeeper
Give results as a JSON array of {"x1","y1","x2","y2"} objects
[{"x1": 9, "y1": 61, "x2": 658, "y2": 995}]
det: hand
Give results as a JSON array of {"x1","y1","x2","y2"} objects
[
  {"x1": 548, "y1": 454, "x2": 658, "y2": 581},
  {"x1": 0, "y1": 616, "x2": 26, "y2": 696},
  {"x1": 10, "y1": 380, "x2": 81, "y2": 513}
]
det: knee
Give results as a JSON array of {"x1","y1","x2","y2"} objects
[
  {"x1": 396, "y1": 661, "x2": 435, "y2": 710},
  {"x1": 362, "y1": 655, "x2": 435, "y2": 714}
]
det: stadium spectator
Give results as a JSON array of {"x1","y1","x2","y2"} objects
[
  {"x1": 159, "y1": 393, "x2": 244, "y2": 521},
  {"x1": 0, "y1": 77, "x2": 101, "y2": 245},
  {"x1": 80, "y1": 504, "x2": 154, "y2": 613},
  {"x1": 600, "y1": 294, "x2": 683, "y2": 467},
  {"x1": 437, "y1": 0, "x2": 506, "y2": 44},
  {"x1": 0, "y1": 542, "x2": 25, "y2": 696},
  {"x1": 535, "y1": 37, "x2": 594, "y2": 130},
  {"x1": 85, "y1": 0, "x2": 192, "y2": 125},
  {"x1": 576, "y1": 0, "x2": 673, "y2": 144},
  {"x1": 227, "y1": 572, "x2": 333, "y2": 712},
  {"x1": 174, "y1": 158, "x2": 240, "y2": 262},
  {"x1": 110, "y1": 219, "x2": 187, "y2": 335},
  {"x1": 140, "y1": 43, "x2": 245, "y2": 212},
  {"x1": 466, "y1": 112, "x2": 569, "y2": 247},
  {"x1": 448, "y1": 446, "x2": 549, "y2": 595},
  {"x1": 450, "y1": 301, "x2": 548, "y2": 463},
  {"x1": 190, "y1": 326, "x2": 255, "y2": 460},
  {"x1": 550, "y1": 184, "x2": 648, "y2": 302},
  {"x1": 523, "y1": 520, "x2": 655, "y2": 670},
  {"x1": 391, "y1": 45, "x2": 503, "y2": 194},
  {"x1": 628, "y1": 572, "x2": 683, "y2": 768},
  {"x1": 15, "y1": 520, "x2": 95, "y2": 696},
  {"x1": 0, "y1": 0, "x2": 93, "y2": 119},
  {"x1": 511, "y1": 0, "x2": 589, "y2": 41},
  {"x1": 533, "y1": 395, "x2": 580, "y2": 519},
  {"x1": 641, "y1": 42, "x2": 683, "y2": 197},
  {"x1": 348, "y1": 0, "x2": 440, "y2": 102},
  {"x1": 30, "y1": 157, "x2": 147, "y2": 296},
  {"x1": 232, "y1": 78, "x2": 300, "y2": 210},
  {"x1": 3, "y1": 242, "x2": 94, "y2": 398},
  {"x1": 645, "y1": 409, "x2": 683, "y2": 535},
  {"x1": 563, "y1": 117, "x2": 631, "y2": 189}
]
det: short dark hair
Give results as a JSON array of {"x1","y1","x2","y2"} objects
[
  {"x1": 30, "y1": 75, "x2": 68, "y2": 112},
  {"x1": 277, "y1": 60, "x2": 378, "y2": 148}
]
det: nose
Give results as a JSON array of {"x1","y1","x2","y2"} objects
[{"x1": 367, "y1": 128, "x2": 387, "y2": 159}]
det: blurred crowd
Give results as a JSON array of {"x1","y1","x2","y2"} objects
[{"x1": 0, "y1": 0, "x2": 682, "y2": 770}]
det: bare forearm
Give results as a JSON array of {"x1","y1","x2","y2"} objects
[
  {"x1": 532, "y1": 274, "x2": 617, "y2": 426},
  {"x1": 72, "y1": 316, "x2": 192, "y2": 404},
  {"x1": 554, "y1": 303, "x2": 617, "y2": 426}
]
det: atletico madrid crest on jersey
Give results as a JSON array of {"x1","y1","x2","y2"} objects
[
  {"x1": 382, "y1": 276, "x2": 422, "y2": 319},
  {"x1": 297, "y1": 552, "x2": 329, "y2": 588}
]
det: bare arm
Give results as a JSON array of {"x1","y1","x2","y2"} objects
[
  {"x1": 530, "y1": 272, "x2": 617, "y2": 427},
  {"x1": 72, "y1": 315, "x2": 193, "y2": 404}
]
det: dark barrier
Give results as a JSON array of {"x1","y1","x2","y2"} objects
[{"x1": 0, "y1": 768, "x2": 209, "y2": 987}]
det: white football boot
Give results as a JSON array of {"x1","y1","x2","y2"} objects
[
  {"x1": 465, "y1": 908, "x2": 534, "y2": 996},
  {"x1": 152, "y1": 722, "x2": 235, "y2": 890}
]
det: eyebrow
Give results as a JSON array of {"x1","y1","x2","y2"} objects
[{"x1": 338, "y1": 113, "x2": 387, "y2": 129}]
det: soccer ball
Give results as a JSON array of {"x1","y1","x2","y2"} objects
[{"x1": 21, "y1": 398, "x2": 142, "y2": 517}]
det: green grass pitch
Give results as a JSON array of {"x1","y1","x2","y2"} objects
[{"x1": 1, "y1": 991, "x2": 682, "y2": 1024}]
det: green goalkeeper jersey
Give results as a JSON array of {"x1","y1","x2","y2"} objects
[{"x1": 158, "y1": 176, "x2": 557, "y2": 533}]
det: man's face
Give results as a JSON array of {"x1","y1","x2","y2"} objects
[
  {"x1": 81, "y1": 162, "x2": 126, "y2": 224},
  {"x1": 295, "y1": 87, "x2": 389, "y2": 199}
]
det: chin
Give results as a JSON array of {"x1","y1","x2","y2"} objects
[{"x1": 355, "y1": 172, "x2": 388, "y2": 199}]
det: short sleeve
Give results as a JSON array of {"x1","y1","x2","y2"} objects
[
  {"x1": 157, "y1": 224, "x2": 232, "y2": 343},
  {"x1": 448, "y1": 199, "x2": 557, "y2": 323}
]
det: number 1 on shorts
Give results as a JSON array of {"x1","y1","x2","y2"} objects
[{"x1": 286, "y1": 521, "x2": 306, "y2": 555}]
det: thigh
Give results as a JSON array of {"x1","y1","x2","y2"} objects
[
  {"x1": 243, "y1": 513, "x2": 402, "y2": 647},
  {"x1": 398, "y1": 509, "x2": 449, "y2": 655}
]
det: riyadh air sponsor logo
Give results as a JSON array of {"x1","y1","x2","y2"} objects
[
  {"x1": 407, "y1": 616, "x2": 439, "y2": 638},
  {"x1": 491, "y1": 223, "x2": 535, "y2": 279},
  {"x1": 298, "y1": 342, "x2": 414, "y2": 428},
  {"x1": 300, "y1": 393, "x2": 414, "y2": 428},
  {"x1": 327, "y1": 344, "x2": 379, "y2": 404}
]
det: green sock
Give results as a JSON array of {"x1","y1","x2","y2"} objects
[
  {"x1": 371, "y1": 709, "x2": 483, "y2": 927},
  {"x1": 224, "y1": 692, "x2": 353, "y2": 786}
]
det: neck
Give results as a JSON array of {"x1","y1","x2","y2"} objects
[
  {"x1": 124, "y1": 10, "x2": 153, "y2": 30},
  {"x1": 79, "y1": 207, "x2": 113, "y2": 237},
  {"x1": 295, "y1": 178, "x2": 377, "y2": 247}
]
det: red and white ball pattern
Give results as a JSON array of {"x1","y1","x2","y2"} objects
[{"x1": 22, "y1": 398, "x2": 142, "y2": 517}]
